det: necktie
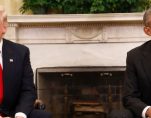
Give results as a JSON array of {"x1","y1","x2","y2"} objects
[{"x1": 0, "y1": 64, "x2": 3, "y2": 104}]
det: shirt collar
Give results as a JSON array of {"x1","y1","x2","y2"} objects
[{"x1": 0, "y1": 39, "x2": 3, "y2": 54}]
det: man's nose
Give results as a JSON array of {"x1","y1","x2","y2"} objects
[
  {"x1": 0, "y1": 27, "x2": 5, "y2": 34},
  {"x1": 0, "y1": 25, "x2": 6, "y2": 38}
]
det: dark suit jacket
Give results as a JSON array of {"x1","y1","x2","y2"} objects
[
  {"x1": 123, "y1": 40, "x2": 151, "y2": 117},
  {"x1": 0, "y1": 39, "x2": 36, "y2": 116}
]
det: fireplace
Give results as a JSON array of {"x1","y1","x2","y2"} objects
[
  {"x1": 5, "y1": 14, "x2": 145, "y2": 117},
  {"x1": 36, "y1": 66, "x2": 125, "y2": 118}
]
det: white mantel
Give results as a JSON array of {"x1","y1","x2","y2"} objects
[
  {"x1": 8, "y1": 13, "x2": 143, "y2": 23},
  {"x1": 4, "y1": 13, "x2": 149, "y2": 72}
]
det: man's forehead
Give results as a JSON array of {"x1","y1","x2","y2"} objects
[
  {"x1": 0, "y1": 5, "x2": 7, "y2": 21},
  {"x1": 0, "y1": 5, "x2": 4, "y2": 12},
  {"x1": 0, "y1": 5, "x2": 4, "y2": 19},
  {"x1": 147, "y1": 16, "x2": 151, "y2": 24}
]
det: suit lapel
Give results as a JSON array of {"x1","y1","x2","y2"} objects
[
  {"x1": 142, "y1": 41, "x2": 151, "y2": 83},
  {"x1": 1, "y1": 39, "x2": 14, "y2": 105}
]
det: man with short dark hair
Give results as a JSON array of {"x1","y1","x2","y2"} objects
[
  {"x1": 0, "y1": 6, "x2": 51, "y2": 118},
  {"x1": 109, "y1": 7, "x2": 151, "y2": 118}
]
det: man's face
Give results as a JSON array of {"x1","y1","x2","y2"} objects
[
  {"x1": 0, "y1": 11, "x2": 7, "y2": 39},
  {"x1": 143, "y1": 15, "x2": 151, "y2": 36},
  {"x1": 144, "y1": 26, "x2": 151, "y2": 36}
]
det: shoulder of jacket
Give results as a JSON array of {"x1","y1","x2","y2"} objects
[
  {"x1": 127, "y1": 40, "x2": 151, "y2": 57},
  {"x1": 3, "y1": 39, "x2": 28, "y2": 50}
]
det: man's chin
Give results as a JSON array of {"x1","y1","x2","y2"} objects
[
  {"x1": 0, "y1": 35, "x2": 5, "y2": 39},
  {"x1": 0, "y1": 37, "x2": 3, "y2": 39}
]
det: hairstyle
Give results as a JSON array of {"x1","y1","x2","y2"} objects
[{"x1": 143, "y1": 8, "x2": 151, "y2": 26}]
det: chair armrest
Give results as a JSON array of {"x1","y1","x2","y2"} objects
[{"x1": 34, "y1": 99, "x2": 46, "y2": 110}]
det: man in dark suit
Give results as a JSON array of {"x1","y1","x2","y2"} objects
[
  {"x1": 109, "y1": 7, "x2": 151, "y2": 118},
  {"x1": 0, "y1": 6, "x2": 51, "y2": 118}
]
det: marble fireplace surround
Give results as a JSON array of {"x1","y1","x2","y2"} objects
[{"x1": 5, "y1": 13, "x2": 149, "y2": 72}]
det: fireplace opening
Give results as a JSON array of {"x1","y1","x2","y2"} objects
[{"x1": 36, "y1": 67, "x2": 125, "y2": 118}]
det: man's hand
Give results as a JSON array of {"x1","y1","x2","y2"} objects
[{"x1": 146, "y1": 107, "x2": 151, "y2": 117}]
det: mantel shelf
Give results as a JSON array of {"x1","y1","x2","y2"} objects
[{"x1": 8, "y1": 13, "x2": 143, "y2": 24}]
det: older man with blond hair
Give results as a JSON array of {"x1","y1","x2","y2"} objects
[{"x1": 0, "y1": 6, "x2": 51, "y2": 118}]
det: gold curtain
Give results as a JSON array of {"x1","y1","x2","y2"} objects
[{"x1": 0, "y1": 0, "x2": 22, "y2": 15}]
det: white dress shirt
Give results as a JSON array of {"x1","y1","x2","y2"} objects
[
  {"x1": 0, "y1": 39, "x2": 3, "y2": 68},
  {"x1": 0, "y1": 39, "x2": 27, "y2": 118}
]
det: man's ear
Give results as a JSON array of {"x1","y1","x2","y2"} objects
[{"x1": 144, "y1": 26, "x2": 151, "y2": 36}]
